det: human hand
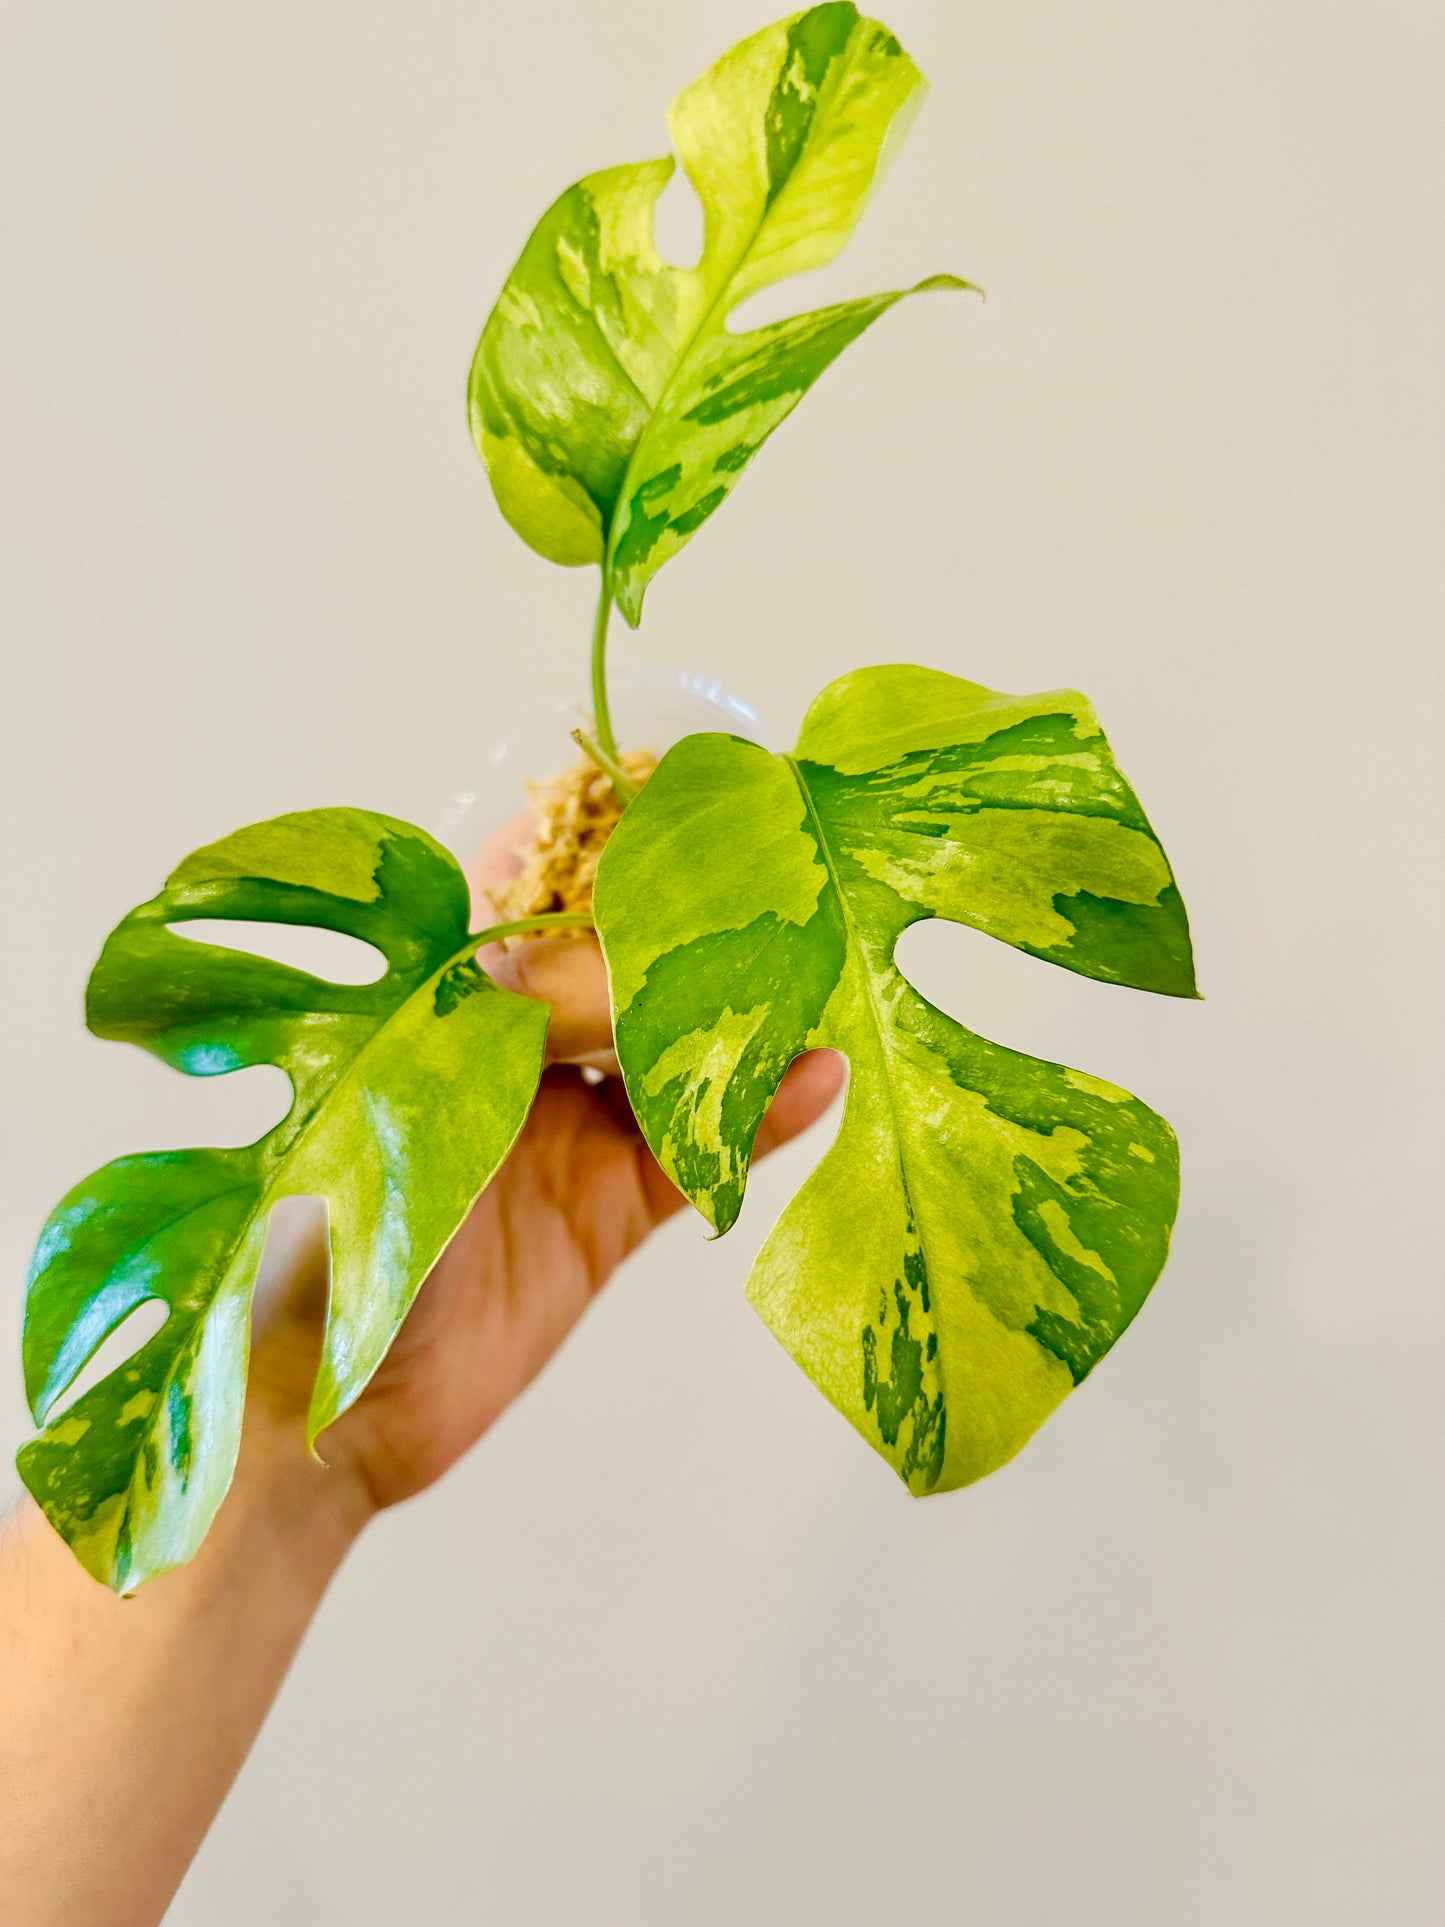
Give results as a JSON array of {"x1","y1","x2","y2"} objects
[{"x1": 241, "y1": 813, "x2": 845, "y2": 1527}]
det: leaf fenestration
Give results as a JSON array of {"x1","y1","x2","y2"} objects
[
  {"x1": 469, "y1": 6, "x2": 971, "y2": 622},
  {"x1": 19, "y1": 811, "x2": 549, "y2": 1591},
  {"x1": 594, "y1": 666, "x2": 1195, "y2": 1492}
]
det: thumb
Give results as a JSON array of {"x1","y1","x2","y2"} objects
[{"x1": 483, "y1": 933, "x2": 616, "y2": 1071}]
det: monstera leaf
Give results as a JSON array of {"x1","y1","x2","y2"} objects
[
  {"x1": 594, "y1": 666, "x2": 1196, "y2": 1491},
  {"x1": 19, "y1": 811, "x2": 549, "y2": 1591},
  {"x1": 469, "y1": 4, "x2": 970, "y2": 623}
]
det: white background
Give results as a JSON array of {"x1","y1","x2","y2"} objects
[{"x1": 3, "y1": 3, "x2": 1442, "y2": 1920}]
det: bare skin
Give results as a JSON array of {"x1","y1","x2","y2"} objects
[{"x1": 0, "y1": 822, "x2": 843, "y2": 1927}]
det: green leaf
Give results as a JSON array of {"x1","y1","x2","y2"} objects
[
  {"x1": 19, "y1": 811, "x2": 549, "y2": 1591},
  {"x1": 594, "y1": 665, "x2": 1196, "y2": 1493},
  {"x1": 469, "y1": 5, "x2": 972, "y2": 623}
]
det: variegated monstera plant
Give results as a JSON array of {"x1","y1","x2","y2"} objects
[{"x1": 18, "y1": 6, "x2": 1196, "y2": 1591}]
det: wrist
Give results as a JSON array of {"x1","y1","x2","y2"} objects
[{"x1": 220, "y1": 1402, "x2": 377, "y2": 1595}]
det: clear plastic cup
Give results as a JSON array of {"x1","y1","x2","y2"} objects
[{"x1": 434, "y1": 665, "x2": 770, "y2": 865}]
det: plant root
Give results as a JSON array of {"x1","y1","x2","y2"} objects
[{"x1": 488, "y1": 747, "x2": 657, "y2": 934}]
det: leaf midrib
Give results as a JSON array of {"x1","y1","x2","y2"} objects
[{"x1": 783, "y1": 754, "x2": 944, "y2": 1407}]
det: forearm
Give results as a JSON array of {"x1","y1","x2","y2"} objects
[{"x1": 0, "y1": 1412, "x2": 372, "y2": 1927}]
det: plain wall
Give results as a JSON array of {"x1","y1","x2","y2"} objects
[{"x1": 3, "y1": 3, "x2": 1442, "y2": 1921}]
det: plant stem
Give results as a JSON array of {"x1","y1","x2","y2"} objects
[
  {"x1": 470, "y1": 912, "x2": 594, "y2": 948},
  {"x1": 571, "y1": 727, "x2": 639, "y2": 804},
  {"x1": 590, "y1": 578, "x2": 619, "y2": 763}
]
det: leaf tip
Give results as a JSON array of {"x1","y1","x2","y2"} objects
[
  {"x1": 916, "y1": 272, "x2": 983, "y2": 300},
  {"x1": 612, "y1": 579, "x2": 646, "y2": 630}
]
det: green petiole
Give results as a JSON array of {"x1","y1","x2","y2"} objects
[
  {"x1": 470, "y1": 912, "x2": 594, "y2": 947},
  {"x1": 570, "y1": 727, "x2": 639, "y2": 805},
  {"x1": 589, "y1": 579, "x2": 618, "y2": 764}
]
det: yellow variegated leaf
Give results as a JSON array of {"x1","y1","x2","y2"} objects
[
  {"x1": 595, "y1": 666, "x2": 1195, "y2": 1492},
  {"x1": 469, "y1": 6, "x2": 971, "y2": 621}
]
